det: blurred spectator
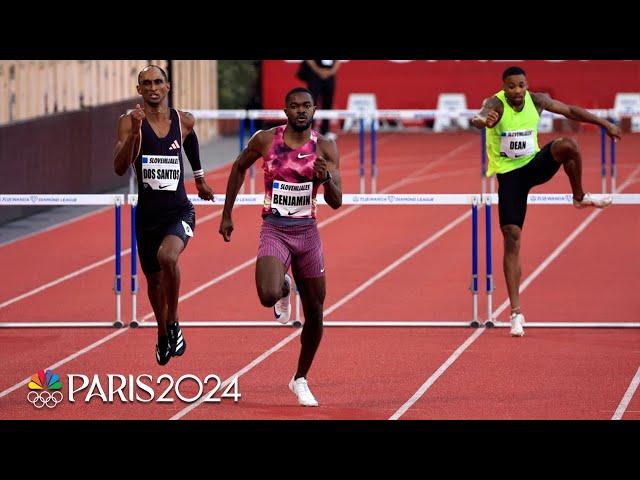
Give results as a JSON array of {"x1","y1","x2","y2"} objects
[
  {"x1": 297, "y1": 60, "x2": 341, "y2": 139},
  {"x1": 246, "y1": 61, "x2": 265, "y2": 130}
]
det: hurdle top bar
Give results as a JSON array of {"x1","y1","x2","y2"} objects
[
  {"x1": 187, "y1": 109, "x2": 247, "y2": 120},
  {"x1": 117, "y1": 108, "x2": 634, "y2": 123},
  {"x1": 4, "y1": 194, "x2": 636, "y2": 208},
  {"x1": 188, "y1": 109, "x2": 619, "y2": 122},
  {"x1": 126, "y1": 193, "x2": 640, "y2": 206},
  {"x1": 0, "y1": 194, "x2": 125, "y2": 206},
  {"x1": 127, "y1": 193, "x2": 483, "y2": 206},
  {"x1": 246, "y1": 110, "x2": 359, "y2": 120},
  {"x1": 482, "y1": 193, "x2": 640, "y2": 205}
]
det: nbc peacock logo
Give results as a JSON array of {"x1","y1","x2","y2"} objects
[{"x1": 27, "y1": 369, "x2": 63, "y2": 409}]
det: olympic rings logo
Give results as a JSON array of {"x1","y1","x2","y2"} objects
[{"x1": 27, "y1": 390, "x2": 64, "y2": 409}]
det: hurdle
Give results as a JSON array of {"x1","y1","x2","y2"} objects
[
  {"x1": 126, "y1": 193, "x2": 482, "y2": 328},
  {"x1": 482, "y1": 192, "x2": 640, "y2": 328},
  {"x1": 191, "y1": 108, "x2": 619, "y2": 197},
  {"x1": 0, "y1": 194, "x2": 125, "y2": 328}
]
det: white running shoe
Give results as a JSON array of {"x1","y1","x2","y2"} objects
[
  {"x1": 273, "y1": 274, "x2": 292, "y2": 324},
  {"x1": 573, "y1": 193, "x2": 612, "y2": 209},
  {"x1": 289, "y1": 376, "x2": 319, "y2": 407},
  {"x1": 510, "y1": 312, "x2": 525, "y2": 337}
]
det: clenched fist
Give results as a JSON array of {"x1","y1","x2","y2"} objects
[{"x1": 130, "y1": 104, "x2": 145, "y2": 132}]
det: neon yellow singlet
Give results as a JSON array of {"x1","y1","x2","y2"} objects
[{"x1": 486, "y1": 90, "x2": 540, "y2": 177}]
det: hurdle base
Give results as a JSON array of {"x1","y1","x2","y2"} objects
[
  {"x1": 469, "y1": 320, "x2": 480, "y2": 328},
  {"x1": 113, "y1": 320, "x2": 124, "y2": 328},
  {"x1": 129, "y1": 320, "x2": 140, "y2": 328},
  {"x1": 484, "y1": 320, "x2": 495, "y2": 328}
]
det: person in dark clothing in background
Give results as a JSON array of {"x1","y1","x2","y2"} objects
[{"x1": 297, "y1": 60, "x2": 341, "y2": 139}]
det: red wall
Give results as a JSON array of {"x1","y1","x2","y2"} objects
[{"x1": 262, "y1": 60, "x2": 640, "y2": 110}]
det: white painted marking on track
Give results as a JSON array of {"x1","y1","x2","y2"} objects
[
  {"x1": 0, "y1": 253, "x2": 125, "y2": 309},
  {"x1": 0, "y1": 328, "x2": 128, "y2": 399},
  {"x1": 390, "y1": 165, "x2": 640, "y2": 419},
  {"x1": 0, "y1": 210, "x2": 225, "y2": 309},
  {"x1": 0, "y1": 140, "x2": 476, "y2": 416},
  {"x1": 0, "y1": 137, "x2": 390, "y2": 308},
  {"x1": 389, "y1": 328, "x2": 485, "y2": 420},
  {"x1": 171, "y1": 210, "x2": 471, "y2": 419},
  {"x1": 492, "y1": 164, "x2": 640, "y2": 320},
  {"x1": 0, "y1": 206, "x2": 113, "y2": 248},
  {"x1": 612, "y1": 366, "x2": 640, "y2": 420}
]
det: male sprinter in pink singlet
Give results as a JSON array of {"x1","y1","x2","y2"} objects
[{"x1": 219, "y1": 87, "x2": 342, "y2": 407}]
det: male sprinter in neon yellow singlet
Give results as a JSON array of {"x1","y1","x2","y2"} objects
[{"x1": 471, "y1": 66, "x2": 621, "y2": 337}]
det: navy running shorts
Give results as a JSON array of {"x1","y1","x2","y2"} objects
[{"x1": 136, "y1": 204, "x2": 195, "y2": 274}]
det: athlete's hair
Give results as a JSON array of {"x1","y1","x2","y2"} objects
[
  {"x1": 285, "y1": 87, "x2": 314, "y2": 104},
  {"x1": 138, "y1": 65, "x2": 169, "y2": 85},
  {"x1": 502, "y1": 66, "x2": 526, "y2": 81}
]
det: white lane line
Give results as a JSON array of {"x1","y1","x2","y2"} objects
[
  {"x1": 0, "y1": 210, "x2": 225, "y2": 309},
  {"x1": 390, "y1": 204, "x2": 604, "y2": 420},
  {"x1": 612, "y1": 367, "x2": 640, "y2": 420},
  {"x1": 139, "y1": 256, "x2": 257, "y2": 322},
  {"x1": 492, "y1": 163, "x2": 640, "y2": 320},
  {"x1": 0, "y1": 136, "x2": 385, "y2": 307},
  {"x1": 0, "y1": 140, "x2": 474, "y2": 407},
  {"x1": 0, "y1": 328, "x2": 128, "y2": 399},
  {"x1": 171, "y1": 211, "x2": 470, "y2": 420},
  {"x1": 390, "y1": 164, "x2": 640, "y2": 419},
  {"x1": 170, "y1": 330, "x2": 302, "y2": 420},
  {"x1": 0, "y1": 253, "x2": 125, "y2": 309},
  {"x1": 325, "y1": 212, "x2": 470, "y2": 316},
  {"x1": 389, "y1": 328, "x2": 485, "y2": 420},
  {"x1": 0, "y1": 206, "x2": 113, "y2": 248}
]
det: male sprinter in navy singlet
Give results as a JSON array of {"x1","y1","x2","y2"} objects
[{"x1": 114, "y1": 65, "x2": 214, "y2": 365}]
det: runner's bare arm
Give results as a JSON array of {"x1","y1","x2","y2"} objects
[
  {"x1": 316, "y1": 136, "x2": 342, "y2": 209},
  {"x1": 113, "y1": 109, "x2": 142, "y2": 176},
  {"x1": 531, "y1": 92, "x2": 621, "y2": 140},
  {"x1": 178, "y1": 110, "x2": 196, "y2": 138},
  {"x1": 219, "y1": 131, "x2": 267, "y2": 241},
  {"x1": 471, "y1": 96, "x2": 503, "y2": 129}
]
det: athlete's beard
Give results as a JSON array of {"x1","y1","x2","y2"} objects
[
  {"x1": 289, "y1": 118, "x2": 312, "y2": 132},
  {"x1": 506, "y1": 95, "x2": 524, "y2": 108}
]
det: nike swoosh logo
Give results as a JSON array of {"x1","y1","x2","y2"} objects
[
  {"x1": 297, "y1": 153, "x2": 313, "y2": 159},
  {"x1": 288, "y1": 210, "x2": 301, "y2": 216},
  {"x1": 159, "y1": 184, "x2": 172, "y2": 189}
]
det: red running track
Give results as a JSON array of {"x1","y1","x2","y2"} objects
[{"x1": 1, "y1": 131, "x2": 639, "y2": 419}]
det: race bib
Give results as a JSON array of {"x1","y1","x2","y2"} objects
[
  {"x1": 271, "y1": 180, "x2": 313, "y2": 218},
  {"x1": 142, "y1": 155, "x2": 180, "y2": 191},
  {"x1": 500, "y1": 130, "x2": 535, "y2": 159}
]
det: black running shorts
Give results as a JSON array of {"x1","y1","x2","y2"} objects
[{"x1": 496, "y1": 141, "x2": 561, "y2": 228}]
